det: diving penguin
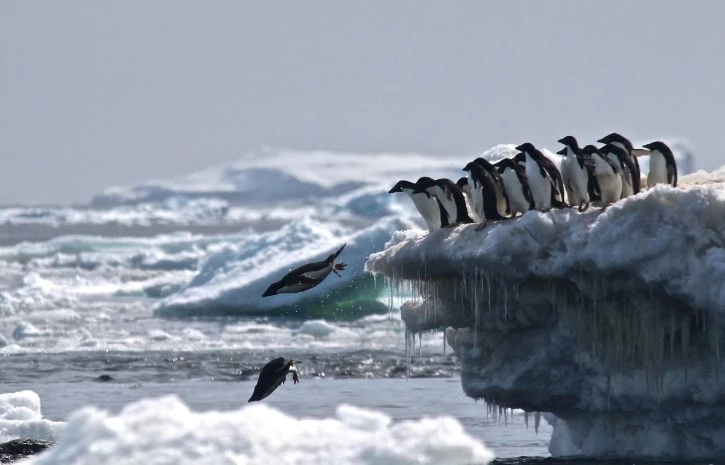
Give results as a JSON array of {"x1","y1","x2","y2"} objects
[
  {"x1": 643, "y1": 141, "x2": 678, "y2": 188},
  {"x1": 262, "y1": 244, "x2": 347, "y2": 297},
  {"x1": 597, "y1": 132, "x2": 643, "y2": 194},
  {"x1": 581, "y1": 145, "x2": 622, "y2": 208},
  {"x1": 248, "y1": 357, "x2": 301, "y2": 402},
  {"x1": 556, "y1": 135, "x2": 595, "y2": 212},
  {"x1": 389, "y1": 178, "x2": 447, "y2": 231}
]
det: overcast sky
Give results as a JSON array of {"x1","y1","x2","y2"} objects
[{"x1": 1, "y1": 1, "x2": 724, "y2": 205}]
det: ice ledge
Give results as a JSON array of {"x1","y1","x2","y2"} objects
[{"x1": 365, "y1": 183, "x2": 725, "y2": 459}]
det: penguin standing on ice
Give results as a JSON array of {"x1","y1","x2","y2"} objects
[
  {"x1": 413, "y1": 178, "x2": 474, "y2": 226},
  {"x1": 597, "y1": 132, "x2": 643, "y2": 194},
  {"x1": 581, "y1": 145, "x2": 622, "y2": 208},
  {"x1": 262, "y1": 244, "x2": 347, "y2": 297},
  {"x1": 389, "y1": 178, "x2": 447, "y2": 231},
  {"x1": 642, "y1": 141, "x2": 678, "y2": 188},
  {"x1": 600, "y1": 144, "x2": 637, "y2": 198},
  {"x1": 556, "y1": 136, "x2": 595, "y2": 212},
  {"x1": 248, "y1": 357, "x2": 301, "y2": 402},
  {"x1": 463, "y1": 162, "x2": 508, "y2": 227},
  {"x1": 515, "y1": 143, "x2": 567, "y2": 211},
  {"x1": 494, "y1": 158, "x2": 534, "y2": 215},
  {"x1": 456, "y1": 177, "x2": 481, "y2": 222},
  {"x1": 472, "y1": 157, "x2": 510, "y2": 218}
]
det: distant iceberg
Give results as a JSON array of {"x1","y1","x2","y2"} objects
[{"x1": 366, "y1": 165, "x2": 725, "y2": 459}]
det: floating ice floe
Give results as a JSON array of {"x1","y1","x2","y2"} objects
[{"x1": 24, "y1": 394, "x2": 494, "y2": 465}]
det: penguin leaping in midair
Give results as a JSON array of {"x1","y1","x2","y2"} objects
[
  {"x1": 642, "y1": 141, "x2": 678, "y2": 188},
  {"x1": 494, "y1": 157, "x2": 534, "y2": 215},
  {"x1": 248, "y1": 357, "x2": 301, "y2": 402},
  {"x1": 597, "y1": 132, "x2": 643, "y2": 194},
  {"x1": 515, "y1": 143, "x2": 567, "y2": 212},
  {"x1": 581, "y1": 145, "x2": 622, "y2": 209},
  {"x1": 413, "y1": 178, "x2": 474, "y2": 227},
  {"x1": 556, "y1": 135, "x2": 595, "y2": 212},
  {"x1": 262, "y1": 244, "x2": 347, "y2": 297},
  {"x1": 389, "y1": 178, "x2": 447, "y2": 231},
  {"x1": 600, "y1": 144, "x2": 637, "y2": 199}
]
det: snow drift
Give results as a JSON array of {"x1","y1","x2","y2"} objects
[
  {"x1": 366, "y1": 164, "x2": 725, "y2": 459},
  {"x1": 22, "y1": 394, "x2": 494, "y2": 465}
]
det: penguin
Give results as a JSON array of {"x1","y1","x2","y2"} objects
[
  {"x1": 597, "y1": 133, "x2": 642, "y2": 194},
  {"x1": 262, "y1": 244, "x2": 347, "y2": 297},
  {"x1": 472, "y1": 157, "x2": 510, "y2": 218},
  {"x1": 248, "y1": 357, "x2": 300, "y2": 402},
  {"x1": 456, "y1": 177, "x2": 481, "y2": 222},
  {"x1": 600, "y1": 144, "x2": 637, "y2": 199},
  {"x1": 581, "y1": 145, "x2": 622, "y2": 208},
  {"x1": 556, "y1": 136, "x2": 595, "y2": 212},
  {"x1": 463, "y1": 162, "x2": 508, "y2": 226},
  {"x1": 494, "y1": 157, "x2": 534, "y2": 215},
  {"x1": 642, "y1": 141, "x2": 678, "y2": 188},
  {"x1": 414, "y1": 178, "x2": 474, "y2": 226},
  {"x1": 389, "y1": 178, "x2": 446, "y2": 231},
  {"x1": 515, "y1": 143, "x2": 567, "y2": 211}
]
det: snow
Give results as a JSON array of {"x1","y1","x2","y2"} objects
[
  {"x1": 23, "y1": 394, "x2": 494, "y2": 465},
  {"x1": 365, "y1": 164, "x2": 725, "y2": 459},
  {"x1": 0, "y1": 391, "x2": 63, "y2": 443}
]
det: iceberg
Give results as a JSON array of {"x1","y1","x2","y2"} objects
[
  {"x1": 22, "y1": 394, "x2": 494, "y2": 465},
  {"x1": 365, "y1": 165, "x2": 725, "y2": 459},
  {"x1": 0, "y1": 391, "x2": 63, "y2": 444}
]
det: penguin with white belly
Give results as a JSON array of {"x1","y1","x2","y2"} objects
[
  {"x1": 600, "y1": 144, "x2": 637, "y2": 199},
  {"x1": 493, "y1": 157, "x2": 534, "y2": 215},
  {"x1": 642, "y1": 141, "x2": 678, "y2": 188},
  {"x1": 456, "y1": 177, "x2": 481, "y2": 222},
  {"x1": 597, "y1": 132, "x2": 643, "y2": 194},
  {"x1": 262, "y1": 244, "x2": 347, "y2": 297},
  {"x1": 515, "y1": 143, "x2": 567, "y2": 211},
  {"x1": 414, "y1": 178, "x2": 474, "y2": 226},
  {"x1": 581, "y1": 145, "x2": 622, "y2": 208},
  {"x1": 556, "y1": 135, "x2": 595, "y2": 212},
  {"x1": 472, "y1": 157, "x2": 510, "y2": 218},
  {"x1": 463, "y1": 162, "x2": 509, "y2": 227},
  {"x1": 389, "y1": 177, "x2": 447, "y2": 231}
]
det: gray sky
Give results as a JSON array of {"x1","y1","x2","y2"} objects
[{"x1": 1, "y1": 1, "x2": 724, "y2": 205}]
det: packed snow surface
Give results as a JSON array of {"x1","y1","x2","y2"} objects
[
  {"x1": 23, "y1": 394, "x2": 494, "y2": 465},
  {"x1": 0, "y1": 391, "x2": 63, "y2": 443}
]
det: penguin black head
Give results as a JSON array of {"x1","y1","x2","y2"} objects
[
  {"x1": 601, "y1": 143, "x2": 628, "y2": 159},
  {"x1": 388, "y1": 180, "x2": 416, "y2": 194},
  {"x1": 515, "y1": 142, "x2": 536, "y2": 153},
  {"x1": 641, "y1": 141, "x2": 673, "y2": 156},
  {"x1": 262, "y1": 282, "x2": 281, "y2": 297},
  {"x1": 412, "y1": 177, "x2": 436, "y2": 195},
  {"x1": 325, "y1": 243, "x2": 346, "y2": 263},
  {"x1": 456, "y1": 177, "x2": 469, "y2": 189},
  {"x1": 597, "y1": 133, "x2": 633, "y2": 152},
  {"x1": 512, "y1": 152, "x2": 525, "y2": 164},
  {"x1": 556, "y1": 148, "x2": 567, "y2": 156},
  {"x1": 557, "y1": 136, "x2": 579, "y2": 150},
  {"x1": 462, "y1": 161, "x2": 480, "y2": 173},
  {"x1": 581, "y1": 145, "x2": 602, "y2": 156}
]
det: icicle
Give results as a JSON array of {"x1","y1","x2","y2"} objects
[
  {"x1": 534, "y1": 411, "x2": 541, "y2": 434},
  {"x1": 443, "y1": 326, "x2": 447, "y2": 357},
  {"x1": 524, "y1": 410, "x2": 529, "y2": 429}
]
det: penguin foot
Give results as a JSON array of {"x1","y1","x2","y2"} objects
[
  {"x1": 292, "y1": 371, "x2": 300, "y2": 384},
  {"x1": 333, "y1": 263, "x2": 347, "y2": 277},
  {"x1": 578, "y1": 202, "x2": 589, "y2": 212},
  {"x1": 475, "y1": 222, "x2": 487, "y2": 231}
]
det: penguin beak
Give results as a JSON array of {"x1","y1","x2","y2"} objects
[
  {"x1": 556, "y1": 138, "x2": 566, "y2": 145},
  {"x1": 388, "y1": 186, "x2": 399, "y2": 194},
  {"x1": 332, "y1": 243, "x2": 346, "y2": 259},
  {"x1": 262, "y1": 286, "x2": 276, "y2": 297}
]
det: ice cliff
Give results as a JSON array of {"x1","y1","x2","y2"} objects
[{"x1": 365, "y1": 167, "x2": 725, "y2": 459}]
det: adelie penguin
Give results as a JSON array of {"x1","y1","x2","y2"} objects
[
  {"x1": 248, "y1": 357, "x2": 301, "y2": 402},
  {"x1": 494, "y1": 157, "x2": 534, "y2": 216},
  {"x1": 597, "y1": 132, "x2": 643, "y2": 194},
  {"x1": 600, "y1": 144, "x2": 637, "y2": 198},
  {"x1": 262, "y1": 244, "x2": 347, "y2": 297},
  {"x1": 581, "y1": 145, "x2": 622, "y2": 208},
  {"x1": 389, "y1": 177, "x2": 447, "y2": 231},
  {"x1": 472, "y1": 157, "x2": 510, "y2": 218},
  {"x1": 515, "y1": 143, "x2": 567, "y2": 211},
  {"x1": 463, "y1": 162, "x2": 508, "y2": 228},
  {"x1": 557, "y1": 135, "x2": 595, "y2": 212},
  {"x1": 413, "y1": 178, "x2": 474, "y2": 227},
  {"x1": 643, "y1": 141, "x2": 678, "y2": 188},
  {"x1": 456, "y1": 177, "x2": 481, "y2": 222}
]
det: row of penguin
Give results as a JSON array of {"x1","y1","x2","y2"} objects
[{"x1": 389, "y1": 132, "x2": 678, "y2": 231}]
